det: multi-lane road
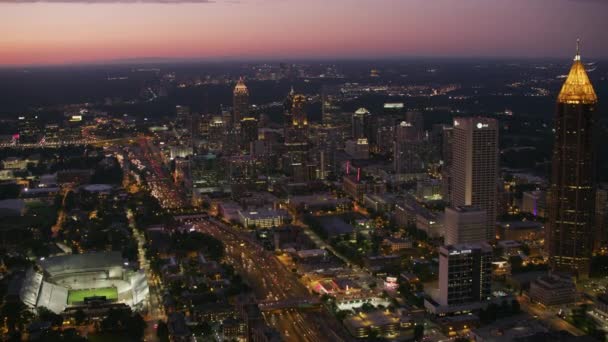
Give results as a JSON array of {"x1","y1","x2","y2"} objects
[{"x1": 194, "y1": 218, "x2": 352, "y2": 342}]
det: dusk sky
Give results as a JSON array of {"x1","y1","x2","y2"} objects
[{"x1": 1, "y1": 0, "x2": 607, "y2": 66}]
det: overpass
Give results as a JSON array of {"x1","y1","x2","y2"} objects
[{"x1": 257, "y1": 297, "x2": 322, "y2": 312}]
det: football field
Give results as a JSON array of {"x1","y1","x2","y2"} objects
[{"x1": 67, "y1": 287, "x2": 118, "y2": 304}]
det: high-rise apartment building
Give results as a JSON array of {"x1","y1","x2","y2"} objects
[
  {"x1": 451, "y1": 117, "x2": 499, "y2": 242},
  {"x1": 547, "y1": 42, "x2": 598, "y2": 278}
]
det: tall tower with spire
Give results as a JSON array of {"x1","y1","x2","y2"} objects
[
  {"x1": 547, "y1": 40, "x2": 598, "y2": 278},
  {"x1": 233, "y1": 77, "x2": 249, "y2": 126}
]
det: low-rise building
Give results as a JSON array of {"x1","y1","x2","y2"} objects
[
  {"x1": 497, "y1": 240, "x2": 523, "y2": 257},
  {"x1": 344, "y1": 310, "x2": 401, "y2": 339},
  {"x1": 593, "y1": 293, "x2": 608, "y2": 321},
  {"x1": 363, "y1": 193, "x2": 395, "y2": 213},
  {"x1": 342, "y1": 174, "x2": 386, "y2": 203},
  {"x1": 237, "y1": 209, "x2": 288, "y2": 228},
  {"x1": 521, "y1": 190, "x2": 546, "y2": 218},
  {"x1": 382, "y1": 237, "x2": 413, "y2": 253},
  {"x1": 528, "y1": 274, "x2": 576, "y2": 306},
  {"x1": 496, "y1": 221, "x2": 543, "y2": 241},
  {"x1": 287, "y1": 194, "x2": 351, "y2": 213}
]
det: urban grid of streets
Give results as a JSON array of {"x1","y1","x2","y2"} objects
[
  {"x1": 123, "y1": 129, "x2": 593, "y2": 342},
  {"x1": 123, "y1": 129, "x2": 589, "y2": 341},
  {"x1": 126, "y1": 136, "x2": 352, "y2": 342}
]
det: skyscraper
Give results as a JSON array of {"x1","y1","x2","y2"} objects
[
  {"x1": 405, "y1": 111, "x2": 424, "y2": 141},
  {"x1": 451, "y1": 117, "x2": 499, "y2": 242},
  {"x1": 321, "y1": 85, "x2": 342, "y2": 127},
  {"x1": 284, "y1": 93, "x2": 311, "y2": 181},
  {"x1": 233, "y1": 77, "x2": 249, "y2": 125},
  {"x1": 393, "y1": 121, "x2": 425, "y2": 174},
  {"x1": 240, "y1": 117, "x2": 259, "y2": 153},
  {"x1": 352, "y1": 107, "x2": 371, "y2": 139},
  {"x1": 547, "y1": 42, "x2": 598, "y2": 278}
]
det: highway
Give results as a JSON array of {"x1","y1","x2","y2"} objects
[
  {"x1": 194, "y1": 219, "x2": 352, "y2": 342},
  {"x1": 134, "y1": 136, "x2": 188, "y2": 209},
  {"x1": 122, "y1": 136, "x2": 352, "y2": 340}
]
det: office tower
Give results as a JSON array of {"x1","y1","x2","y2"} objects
[
  {"x1": 393, "y1": 121, "x2": 425, "y2": 174},
  {"x1": 284, "y1": 94, "x2": 309, "y2": 160},
  {"x1": 17, "y1": 114, "x2": 41, "y2": 143},
  {"x1": 321, "y1": 85, "x2": 342, "y2": 127},
  {"x1": 441, "y1": 126, "x2": 454, "y2": 167},
  {"x1": 451, "y1": 117, "x2": 499, "y2": 242},
  {"x1": 175, "y1": 105, "x2": 193, "y2": 146},
  {"x1": 547, "y1": 42, "x2": 598, "y2": 278},
  {"x1": 352, "y1": 108, "x2": 371, "y2": 139},
  {"x1": 233, "y1": 77, "x2": 249, "y2": 125},
  {"x1": 374, "y1": 125, "x2": 395, "y2": 156},
  {"x1": 444, "y1": 206, "x2": 487, "y2": 246},
  {"x1": 223, "y1": 128, "x2": 240, "y2": 156},
  {"x1": 207, "y1": 116, "x2": 226, "y2": 151},
  {"x1": 441, "y1": 126, "x2": 454, "y2": 202},
  {"x1": 405, "y1": 111, "x2": 424, "y2": 141},
  {"x1": 345, "y1": 138, "x2": 370, "y2": 160},
  {"x1": 284, "y1": 93, "x2": 311, "y2": 181},
  {"x1": 240, "y1": 117, "x2": 259, "y2": 152},
  {"x1": 438, "y1": 243, "x2": 492, "y2": 307},
  {"x1": 595, "y1": 188, "x2": 608, "y2": 252},
  {"x1": 314, "y1": 125, "x2": 342, "y2": 179}
]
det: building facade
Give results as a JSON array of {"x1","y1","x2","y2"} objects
[
  {"x1": 444, "y1": 206, "x2": 487, "y2": 246},
  {"x1": 451, "y1": 117, "x2": 499, "y2": 242},
  {"x1": 546, "y1": 44, "x2": 598, "y2": 278},
  {"x1": 438, "y1": 243, "x2": 492, "y2": 307},
  {"x1": 233, "y1": 78, "x2": 249, "y2": 126}
]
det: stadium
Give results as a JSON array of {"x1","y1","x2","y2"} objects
[{"x1": 19, "y1": 251, "x2": 149, "y2": 314}]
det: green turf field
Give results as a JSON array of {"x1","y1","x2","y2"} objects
[{"x1": 67, "y1": 287, "x2": 118, "y2": 304}]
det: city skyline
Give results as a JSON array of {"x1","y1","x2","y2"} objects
[
  {"x1": 2, "y1": 2, "x2": 608, "y2": 339},
  {"x1": 1, "y1": 0, "x2": 608, "y2": 66}
]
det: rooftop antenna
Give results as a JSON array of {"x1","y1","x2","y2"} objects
[{"x1": 575, "y1": 38, "x2": 581, "y2": 61}]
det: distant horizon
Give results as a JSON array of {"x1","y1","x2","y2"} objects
[
  {"x1": 1, "y1": 0, "x2": 607, "y2": 66},
  {"x1": 1, "y1": 53, "x2": 606, "y2": 69}
]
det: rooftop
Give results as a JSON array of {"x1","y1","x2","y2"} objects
[
  {"x1": 344, "y1": 310, "x2": 400, "y2": 328},
  {"x1": 557, "y1": 43, "x2": 597, "y2": 104}
]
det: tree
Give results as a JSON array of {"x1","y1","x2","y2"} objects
[
  {"x1": 156, "y1": 320, "x2": 170, "y2": 342},
  {"x1": 126, "y1": 313, "x2": 147, "y2": 341},
  {"x1": 510, "y1": 299, "x2": 521, "y2": 314},
  {"x1": 367, "y1": 329, "x2": 380, "y2": 341},
  {"x1": 361, "y1": 302, "x2": 375, "y2": 312},
  {"x1": 64, "y1": 191, "x2": 76, "y2": 211},
  {"x1": 414, "y1": 324, "x2": 424, "y2": 341},
  {"x1": 37, "y1": 306, "x2": 63, "y2": 326},
  {"x1": 1, "y1": 301, "x2": 35, "y2": 335},
  {"x1": 74, "y1": 309, "x2": 86, "y2": 325}
]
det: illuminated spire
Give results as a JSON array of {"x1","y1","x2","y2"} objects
[{"x1": 557, "y1": 39, "x2": 597, "y2": 104}]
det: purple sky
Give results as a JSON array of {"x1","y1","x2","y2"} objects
[{"x1": 0, "y1": 0, "x2": 606, "y2": 65}]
